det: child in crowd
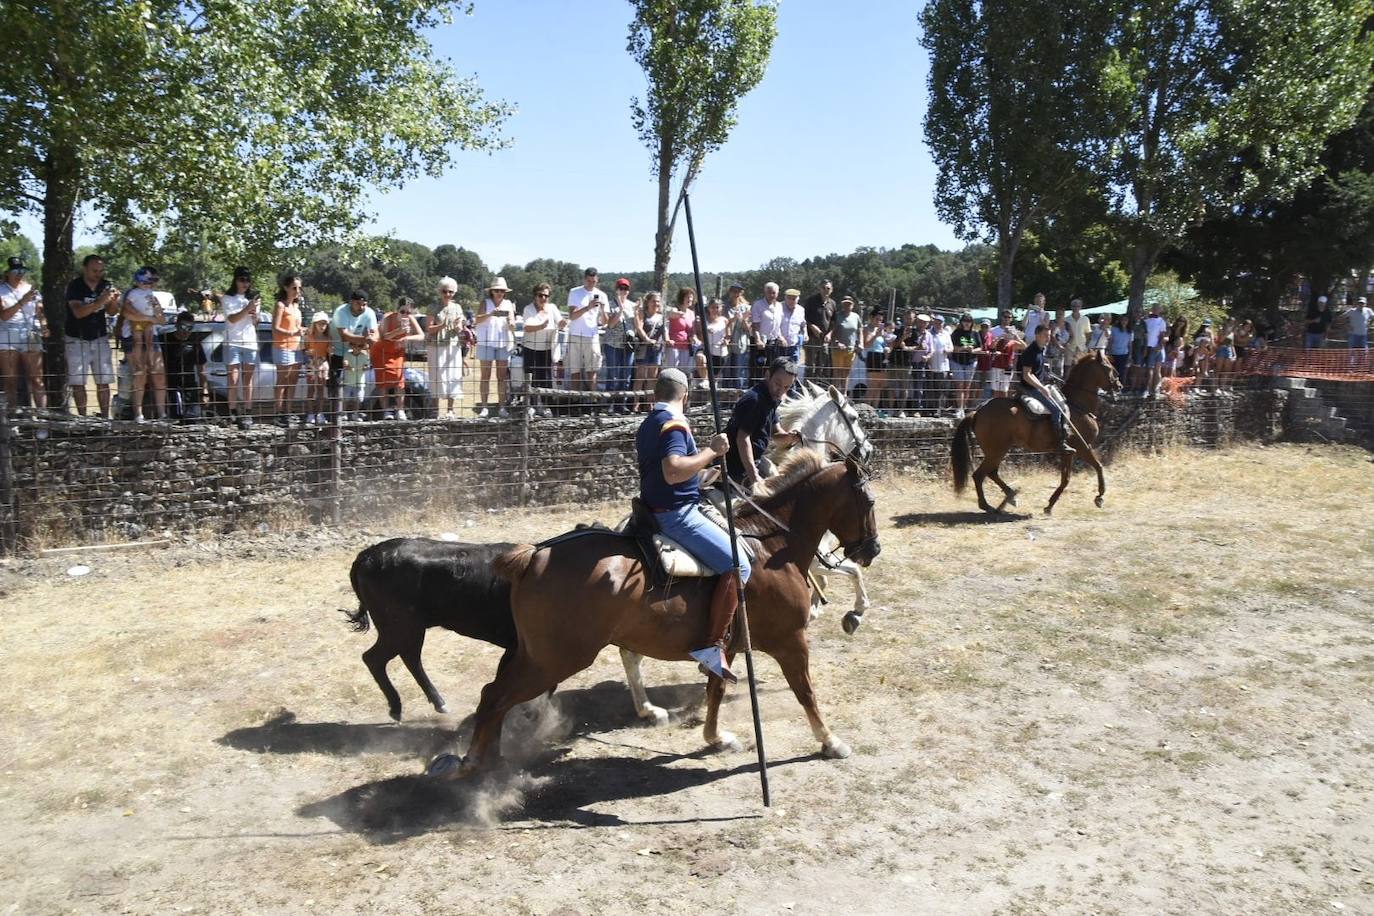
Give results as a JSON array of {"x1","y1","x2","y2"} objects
[
  {"x1": 304, "y1": 311, "x2": 332, "y2": 424},
  {"x1": 341, "y1": 343, "x2": 371, "y2": 422}
]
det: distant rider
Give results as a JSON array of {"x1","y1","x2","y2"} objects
[
  {"x1": 1018, "y1": 323, "x2": 1076, "y2": 455},
  {"x1": 635, "y1": 368, "x2": 751, "y2": 684}
]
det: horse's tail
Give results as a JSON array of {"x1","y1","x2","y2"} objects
[
  {"x1": 493, "y1": 544, "x2": 537, "y2": 584},
  {"x1": 951, "y1": 412, "x2": 977, "y2": 494}
]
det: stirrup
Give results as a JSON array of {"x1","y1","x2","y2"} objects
[{"x1": 690, "y1": 646, "x2": 738, "y2": 685}]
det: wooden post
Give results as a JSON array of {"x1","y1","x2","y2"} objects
[{"x1": 0, "y1": 395, "x2": 15, "y2": 554}]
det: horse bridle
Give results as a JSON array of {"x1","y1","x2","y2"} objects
[
  {"x1": 729, "y1": 466, "x2": 879, "y2": 564},
  {"x1": 796, "y1": 398, "x2": 874, "y2": 472}
]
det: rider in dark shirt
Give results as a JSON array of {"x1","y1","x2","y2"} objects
[
  {"x1": 1018, "y1": 324, "x2": 1075, "y2": 454},
  {"x1": 724, "y1": 356, "x2": 801, "y2": 487}
]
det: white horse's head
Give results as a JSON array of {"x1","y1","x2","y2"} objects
[{"x1": 774, "y1": 381, "x2": 874, "y2": 466}]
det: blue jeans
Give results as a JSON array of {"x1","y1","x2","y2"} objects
[
  {"x1": 727, "y1": 352, "x2": 748, "y2": 388},
  {"x1": 655, "y1": 503, "x2": 752, "y2": 584},
  {"x1": 1305, "y1": 333, "x2": 1326, "y2": 349},
  {"x1": 1349, "y1": 334, "x2": 1367, "y2": 349},
  {"x1": 602, "y1": 344, "x2": 634, "y2": 394}
]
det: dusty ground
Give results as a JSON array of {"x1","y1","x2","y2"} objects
[{"x1": 1, "y1": 443, "x2": 1371, "y2": 915}]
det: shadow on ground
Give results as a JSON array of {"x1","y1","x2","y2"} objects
[
  {"x1": 217, "y1": 679, "x2": 707, "y2": 758},
  {"x1": 891, "y1": 510, "x2": 1030, "y2": 527},
  {"x1": 295, "y1": 750, "x2": 809, "y2": 840}
]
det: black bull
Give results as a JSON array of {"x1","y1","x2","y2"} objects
[{"x1": 344, "y1": 538, "x2": 518, "y2": 721}]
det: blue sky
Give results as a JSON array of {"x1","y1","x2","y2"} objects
[{"x1": 23, "y1": 0, "x2": 959, "y2": 272}]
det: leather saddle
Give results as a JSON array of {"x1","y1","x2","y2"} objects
[
  {"x1": 620, "y1": 495, "x2": 754, "y2": 583},
  {"x1": 1020, "y1": 395, "x2": 1050, "y2": 415}
]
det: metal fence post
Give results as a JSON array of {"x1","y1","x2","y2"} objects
[
  {"x1": 518, "y1": 390, "x2": 531, "y2": 508},
  {"x1": 330, "y1": 414, "x2": 343, "y2": 526},
  {"x1": 0, "y1": 395, "x2": 15, "y2": 554}
]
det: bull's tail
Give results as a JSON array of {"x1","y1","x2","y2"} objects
[
  {"x1": 493, "y1": 544, "x2": 537, "y2": 583},
  {"x1": 951, "y1": 412, "x2": 977, "y2": 494},
  {"x1": 342, "y1": 549, "x2": 372, "y2": 632},
  {"x1": 340, "y1": 606, "x2": 371, "y2": 632}
]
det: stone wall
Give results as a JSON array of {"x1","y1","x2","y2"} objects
[{"x1": 0, "y1": 387, "x2": 1288, "y2": 548}]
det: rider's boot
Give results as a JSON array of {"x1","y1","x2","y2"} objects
[
  {"x1": 690, "y1": 571, "x2": 740, "y2": 685},
  {"x1": 1057, "y1": 418, "x2": 1077, "y2": 455}
]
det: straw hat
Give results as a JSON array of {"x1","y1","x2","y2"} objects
[{"x1": 487, "y1": 277, "x2": 511, "y2": 293}]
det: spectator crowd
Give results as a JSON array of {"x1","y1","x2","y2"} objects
[{"x1": 0, "y1": 254, "x2": 1370, "y2": 426}]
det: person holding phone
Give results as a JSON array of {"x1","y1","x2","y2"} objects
[
  {"x1": 0, "y1": 257, "x2": 48, "y2": 416},
  {"x1": 123, "y1": 267, "x2": 171, "y2": 423},
  {"x1": 221, "y1": 266, "x2": 261, "y2": 429}
]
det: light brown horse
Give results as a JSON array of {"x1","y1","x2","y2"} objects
[
  {"x1": 445, "y1": 451, "x2": 880, "y2": 777},
  {"x1": 951, "y1": 350, "x2": 1121, "y2": 515}
]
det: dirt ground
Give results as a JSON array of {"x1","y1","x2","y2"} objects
[{"x1": 1, "y1": 443, "x2": 1371, "y2": 915}]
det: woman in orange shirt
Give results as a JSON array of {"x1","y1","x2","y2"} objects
[
  {"x1": 272, "y1": 274, "x2": 305, "y2": 424},
  {"x1": 371, "y1": 297, "x2": 424, "y2": 420}
]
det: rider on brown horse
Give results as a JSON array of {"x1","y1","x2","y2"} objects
[
  {"x1": 634, "y1": 367, "x2": 747, "y2": 684},
  {"x1": 1019, "y1": 324, "x2": 1077, "y2": 456}
]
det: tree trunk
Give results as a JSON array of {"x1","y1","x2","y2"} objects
[
  {"x1": 995, "y1": 221, "x2": 1023, "y2": 312},
  {"x1": 41, "y1": 147, "x2": 79, "y2": 405},
  {"x1": 652, "y1": 139, "x2": 674, "y2": 296},
  {"x1": 1127, "y1": 242, "x2": 1156, "y2": 316}
]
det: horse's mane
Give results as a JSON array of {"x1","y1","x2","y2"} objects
[
  {"x1": 737, "y1": 450, "x2": 828, "y2": 521},
  {"x1": 775, "y1": 387, "x2": 825, "y2": 432},
  {"x1": 1066, "y1": 350, "x2": 1105, "y2": 386}
]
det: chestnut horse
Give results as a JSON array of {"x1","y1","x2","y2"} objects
[
  {"x1": 445, "y1": 451, "x2": 880, "y2": 777},
  {"x1": 951, "y1": 351, "x2": 1121, "y2": 515}
]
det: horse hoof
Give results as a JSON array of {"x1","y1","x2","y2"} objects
[
  {"x1": 842, "y1": 612, "x2": 862, "y2": 635},
  {"x1": 808, "y1": 605, "x2": 822, "y2": 622},
  {"x1": 433, "y1": 701, "x2": 450, "y2": 715},
  {"x1": 709, "y1": 731, "x2": 742, "y2": 753},
  {"x1": 1094, "y1": 496, "x2": 1104, "y2": 509},
  {"x1": 425, "y1": 753, "x2": 464, "y2": 779},
  {"x1": 1007, "y1": 494, "x2": 1018, "y2": 507},
  {"x1": 1043, "y1": 506, "x2": 1053, "y2": 516},
  {"x1": 821, "y1": 737, "x2": 851, "y2": 759},
  {"x1": 640, "y1": 705, "x2": 669, "y2": 726},
  {"x1": 389, "y1": 708, "x2": 402, "y2": 723}
]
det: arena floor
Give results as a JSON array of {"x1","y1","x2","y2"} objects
[{"x1": 2, "y1": 443, "x2": 1371, "y2": 915}]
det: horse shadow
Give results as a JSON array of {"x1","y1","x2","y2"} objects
[
  {"x1": 295, "y1": 750, "x2": 810, "y2": 841},
  {"x1": 217, "y1": 679, "x2": 708, "y2": 759},
  {"x1": 891, "y1": 510, "x2": 1030, "y2": 527}
]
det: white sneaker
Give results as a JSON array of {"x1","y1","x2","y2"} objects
[
  {"x1": 498, "y1": 407, "x2": 509, "y2": 419},
  {"x1": 476, "y1": 407, "x2": 489, "y2": 419},
  {"x1": 538, "y1": 407, "x2": 552, "y2": 418},
  {"x1": 395, "y1": 408, "x2": 408, "y2": 421},
  {"x1": 955, "y1": 408, "x2": 965, "y2": 419},
  {"x1": 528, "y1": 407, "x2": 536, "y2": 418},
  {"x1": 382, "y1": 411, "x2": 396, "y2": 421},
  {"x1": 133, "y1": 414, "x2": 145, "y2": 424},
  {"x1": 443, "y1": 410, "x2": 455, "y2": 420}
]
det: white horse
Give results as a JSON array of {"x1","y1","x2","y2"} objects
[{"x1": 620, "y1": 381, "x2": 875, "y2": 725}]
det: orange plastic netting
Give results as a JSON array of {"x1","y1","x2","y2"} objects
[{"x1": 1242, "y1": 346, "x2": 1374, "y2": 382}]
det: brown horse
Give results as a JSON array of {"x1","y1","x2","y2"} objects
[
  {"x1": 443, "y1": 451, "x2": 880, "y2": 777},
  {"x1": 951, "y1": 350, "x2": 1121, "y2": 515}
]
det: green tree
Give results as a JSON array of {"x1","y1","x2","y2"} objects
[
  {"x1": 920, "y1": 0, "x2": 1109, "y2": 312},
  {"x1": 1096, "y1": 0, "x2": 1372, "y2": 315},
  {"x1": 1166, "y1": 79, "x2": 1374, "y2": 321},
  {"x1": 627, "y1": 0, "x2": 778, "y2": 293},
  {"x1": 0, "y1": 0, "x2": 507, "y2": 389}
]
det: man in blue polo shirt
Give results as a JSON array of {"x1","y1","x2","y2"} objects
[
  {"x1": 725, "y1": 356, "x2": 800, "y2": 489},
  {"x1": 635, "y1": 367, "x2": 748, "y2": 684}
]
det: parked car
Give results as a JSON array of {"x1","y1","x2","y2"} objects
[{"x1": 113, "y1": 316, "x2": 434, "y2": 420}]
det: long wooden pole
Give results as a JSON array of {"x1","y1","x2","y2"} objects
[{"x1": 682, "y1": 193, "x2": 770, "y2": 807}]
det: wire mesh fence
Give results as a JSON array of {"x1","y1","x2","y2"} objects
[{"x1": 0, "y1": 330, "x2": 1370, "y2": 552}]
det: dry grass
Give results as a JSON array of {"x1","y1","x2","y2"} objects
[{"x1": 0, "y1": 443, "x2": 1372, "y2": 915}]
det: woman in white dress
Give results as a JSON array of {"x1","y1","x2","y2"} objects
[
  {"x1": 426, "y1": 276, "x2": 466, "y2": 418},
  {"x1": 0, "y1": 257, "x2": 48, "y2": 414}
]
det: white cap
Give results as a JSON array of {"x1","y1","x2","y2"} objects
[{"x1": 1318, "y1": 295, "x2": 1328, "y2": 303}]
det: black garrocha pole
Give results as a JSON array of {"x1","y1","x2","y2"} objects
[{"x1": 682, "y1": 192, "x2": 771, "y2": 808}]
